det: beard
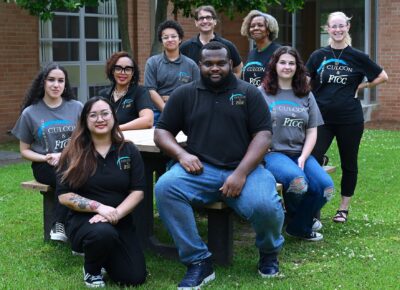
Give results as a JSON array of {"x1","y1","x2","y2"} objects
[{"x1": 201, "y1": 71, "x2": 233, "y2": 89}]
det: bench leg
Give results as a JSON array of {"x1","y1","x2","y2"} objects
[
  {"x1": 207, "y1": 208, "x2": 233, "y2": 266},
  {"x1": 41, "y1": 191, "x2": 54, "y2": 242}
]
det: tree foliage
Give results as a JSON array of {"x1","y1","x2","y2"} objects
[
  {"x1": 3, "y1": 0, "x2": 104, "y2": 20},
  {"x1": 171, "y1": 0, "x2": 305, "y2": 18}
]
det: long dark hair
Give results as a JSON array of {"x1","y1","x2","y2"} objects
[
  {"x1": 262, "y1": 46, "x2": 310, "y2": 97},
  {"x1": 58, "y1": 97, "x2": 125, "y2": 188},
  {"x1": 21, "y1": 62, "x2": 75, "y2": 112}
]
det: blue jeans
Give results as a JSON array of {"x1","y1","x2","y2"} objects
[
  {"x1": 264, "y1": 152, "x2": 334, "y2": 236},
  {"x1": 155, "y1": 162, "x2": 285, "y2": 265}
]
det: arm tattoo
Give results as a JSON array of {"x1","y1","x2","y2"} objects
[
  {"x1": 89, "y1": 200, "x2": 101, "y2": 211},
  {"x1": 69, "y1": 194, "x2": 97, "y2": 210}
]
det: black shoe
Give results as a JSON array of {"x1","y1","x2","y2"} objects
[
  {"x1": 177, "y1": 257, "x2": 215, "y2": 290},
  {"x1": 258, "y1": 252, "x2": 279, "y2": 278},
  {"x1": 83, "y1": 267, "x2": 105, "y2": 288},
  {"x1": 50, "y1": 222, "x2": 68, "y2": 242}
]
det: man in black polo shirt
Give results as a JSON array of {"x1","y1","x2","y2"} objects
[
  {"x1": 154, "y1": 42, "x2": 284, "y2": 289},
  {"x1": 180, "y1": 5, "x2": 243, "y2": 78}
]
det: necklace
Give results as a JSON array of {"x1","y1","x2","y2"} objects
[
  {"x1": 113, "y1": 87, "x2": 128, "y2": 101},
  {"x1": 330, "y1": 46, "x2": 346, "y2": 66},
  {"x1": 111, "y1": 87, "x2": 128, "y2": 113}
]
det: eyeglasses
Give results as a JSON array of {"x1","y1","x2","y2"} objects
[
  {"x1": 161, "y1": 34, "x2": 179, "y2": 41},
  {"x1": 329, "y1": 24, "x2": 347, "y2": 30},
  {"x1": 196, "y1": 16, "x2": 214, "y2": 22},
  {"x1": 88, "y1": 110, "x2": 113, "y2": 122},
  {"x1": 113, "y1": 65, "x2": 134, "y2": 75}
]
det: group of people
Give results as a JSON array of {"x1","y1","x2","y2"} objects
[{"x1": 11, "y1": 5, "x2": 387, "y2": 289}]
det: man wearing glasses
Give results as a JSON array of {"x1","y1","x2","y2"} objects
[
  {"x1": 180, "y1": 5, "x2": 243, "y2": 78},
  {"x1": 145, "y1": 20, "x2": 200, "y2": 124}
]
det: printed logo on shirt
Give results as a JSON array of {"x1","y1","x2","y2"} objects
[
  {"x1": 117, "y1": 156, "x2": 131, "y2": 170},
  {"x1": 229, "y1": 93, "x2": 246, "y2": 106},
  {"x1": 242, "y1": 61, "x2": 264, "y2": 86},
  {"x1": 268, "y1": 100, "x2": 307, "y2": 113},
  {"x1": 317, "y1": 58, "x2": 353, "y2": 85},
  {"x1": 38, "y1": 119, "x2": 77, "y2": 152},
  {"x1": 282, "y1": 118, "x2": 304, "y2": 128},
  {"x1": 178, "y1": 72, "x2": 193, "y2": 83},
  {"x1": 122, "y1": 99, "x2": 133, "y2": 109}
]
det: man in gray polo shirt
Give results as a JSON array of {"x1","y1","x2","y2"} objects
[{"x1": 145, "y1": 20, "x2": 200, "y2": 124}]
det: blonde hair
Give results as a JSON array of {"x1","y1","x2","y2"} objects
[
  {"x1": 326, "y1": 11, "x2": 352, "y2": 46},
  {"x1": 240, "y1": 10, "x2": 279, "y2": 41}
]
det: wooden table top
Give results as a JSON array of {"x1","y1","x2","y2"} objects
[{"x1": 123, "y1": 128, "x2": 186, "y2": 153}]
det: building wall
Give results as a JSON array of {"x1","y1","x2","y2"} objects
[
  {"x1": 0, "y1": 1, "x2": 398, "y2": 143},
  {"x1": 0, "y1": 3, "x2": 39, "y2": 142},
  {"x1": 372, "y1": 0, "x2": 400, "y2": 122}
]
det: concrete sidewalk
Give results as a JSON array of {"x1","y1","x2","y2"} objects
[{"x1": 0, "y1": 151, "x2": 23, "y2": 166}]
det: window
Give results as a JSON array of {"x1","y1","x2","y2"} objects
[{"x1": 40, "y1": 0, "x2": 121, "y2": 102}]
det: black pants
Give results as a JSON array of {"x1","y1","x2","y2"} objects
[
  {"x1": 312, "y1": 122, "x2": 364, "y2": 197},
  {"x1": 68, "y1": 214, "x2": 147, "y2": 287},
  {"x1": 31, "y1": 162, "x2": 69, "y2": 224}
]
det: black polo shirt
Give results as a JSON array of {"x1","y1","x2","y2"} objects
[
  {"x1": 180, "y1": 33, "x2": 242, "y2": 67},
  {"x1": 99, "y1": 84, "x2": 153, "y2": 125},
  {"x1": 157, "y1": 74, "x2": 272, "y2": 169},
  {"x1": 56, "y1": 142, "x2": 146, "y2": 220}
]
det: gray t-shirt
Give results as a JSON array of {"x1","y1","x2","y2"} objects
[
  {"x1": 12, "y1": 99, "x2": 83, "y2": 154},
  {"x1": 144, "y1": 52, "x2": 200, "y2": 96},
  {"x1": 258, "y1": 87, "x2": 323, "y2": 154}
]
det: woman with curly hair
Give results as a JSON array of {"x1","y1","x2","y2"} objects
[
  {"x1": 12, "y1": 62, "x2": 83, "y2": 242},
  {"x1": 57, "y1": 97, "x2": 147, "y2": 288},
  {"x1": 240, "y1": 10, "x2": 280, "y2": 86},
  {"x1": 259, "y1": 46, "x2": 334, "y2": 241},
  {"x1": 99, "y1": 51, "x2": 153, "y2": 130}
]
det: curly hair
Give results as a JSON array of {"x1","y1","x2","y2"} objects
[
  {"x1": 262, "y1": 46, "x2": 310, "y2": 97},
  {"x1": 157, "y1": 20, "x2": 184, "y2": 42},
  {"x1": 240, "y1": 10, "x2": 279, "y2": 41},
  {"x1": 58, "y1": 96, "x2": 125, "y2": 188},
  {"x1": 105, "y1": 51, "x2": 140, "y2": 85},
  {"x1": 21, "y1": 62, "x2": 75, "y2": 112}
]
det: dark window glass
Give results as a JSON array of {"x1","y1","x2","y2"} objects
[
  {"x1": 85, "y1": 17, "x2": 99, "y2": 38},
  {"x1": 52, "y1": 15, "x2": 79, "y2": 38},
  {"x1": 86, "y1": 42, "x2": 99, "y2": 61},
  {"x1": 53, "y1": 42, "x2": 79, "y2": 61}
]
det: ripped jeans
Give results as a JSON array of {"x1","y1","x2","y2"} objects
[{"x1": 264, "y1": 152, "x2": 334, "y2": 235}]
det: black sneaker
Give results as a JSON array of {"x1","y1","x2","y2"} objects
[
  {"x1": 50, "y1": 222, "x2": 68, "y2": 242},
  {"x1": 177, "y1": 257, "x2": 215, "y2": 290},
  {"x1": 258, "y1": 252, "x2": 279, "y2": 278},
  {"x1": 83, "y1": 267, "x2": 105, "y2": 288}
]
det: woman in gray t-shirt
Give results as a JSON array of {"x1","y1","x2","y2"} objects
[
  {"x1": 259, "y1": 46, "x2": 334, "y2": 242},
  {"x1": 12, "y1": 62, "x2": 83, "y2": 243}
]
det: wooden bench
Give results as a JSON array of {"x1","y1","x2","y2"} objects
[
  {"x1": 21, "y1": 165, "x2": 336, "y2": 265},
  {"x1": 20, "y1": 180, "x2": 54, "y2": 242},
  {"x1": 195, "y1": 165, "x2": 336, "y2": 265}
]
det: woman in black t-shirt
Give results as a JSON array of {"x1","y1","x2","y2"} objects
[
  {"x1": 57, "y1": 97, "x2": 147, "y2": 288},
  {"x1": 306, "y1": 11, "x2": 388, "y2": 223},
  {"x1": 240, "y1": 10, "x2": 281, "y2": 86}
]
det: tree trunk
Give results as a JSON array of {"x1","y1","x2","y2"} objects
[
  {"x1": 116, "y1": 0, "x2": 132, "y2": 55},
  {"x1": 150, "y1": 0, "x2": 168, "y2": 56}
]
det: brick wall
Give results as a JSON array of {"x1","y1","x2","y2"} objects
[
  {"x1": 372, "y1": 0, "x2": 400, "y2": 122},
  {"x1": 0, "y1": 2, "x2": 39, "y2": 142}
]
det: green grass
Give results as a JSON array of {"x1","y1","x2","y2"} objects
[{"x1": 1, "y1": 129, "x2": 399, "y2": 289}]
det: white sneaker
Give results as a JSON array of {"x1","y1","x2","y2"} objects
[
  {"x1": 312, "y1": 218, "x2": 323, "y2": 231},
  {"x1": 50, "y1": 222, "x2": 68, "y2": 242},
  {"x1": 83, "y1": 267, "x2": 105, "y2": 288},
  {"x1": 286, "y1": 230, "x2": 324, "y2": 242}
]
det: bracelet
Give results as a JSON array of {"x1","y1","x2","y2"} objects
[{"x1": 365, "y1": 81, "x2": 370, "y2": 89}]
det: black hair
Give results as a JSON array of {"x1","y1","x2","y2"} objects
[
  {"x1": 199, "y1": 41, "x2": 231, "y2": 61},
  {"x1": 157, "y1": 20, "x2": 184, "y2": 42}
]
